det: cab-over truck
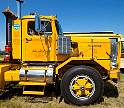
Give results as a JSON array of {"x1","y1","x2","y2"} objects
[{"x1": 0, "y1": 0, "x2": 122, "y2": 106}]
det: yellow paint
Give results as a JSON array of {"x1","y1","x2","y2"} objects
[
  {"x1": 94, "y1": 60, "x2": 111, "y2": 70},
  {"x1": 1, "y1": 14, "x2": 121, "y2": 91},
  {"x1": 57, "y1": 33, "x2": 121, "y2": 79},
  {"x1": 23, "y1": 91, "x2": 44, "y2": 95},
  {"x1": 21, "y1": 17, "x2": 58, "y2": 61},
  {"x1": 56, "y1": 57, "x2": 91, "y2": 74},
  {"x1": 69, "y1": 37, "x2": 111, "y2": 60},
  {"x1": 0, "y1": 64, "x2": 11, "y2": 89},
  {"x1": 4, "y1": 70, "x2": 20, "y2": 81},
  {"x1": 11, "y1": 15, "x2": 70, "y2": 62},
  {"x1": 22, "y1": 15, "x2": 57, "y2": 20},
  {"x1": 12, "y1": 20, "x2": 21, "y2": 59},
  {"x1": 109, "y1": 69, "x2": 120, "y2": 79},
  {"x1": 56, "y1": 57, "x2": 111, "y2": 74},
  {"x1": 12, "y1": 15, "x2": 121, "y2": 74},
  {"x1": 72, "y1": 77, "x2": 93, "y2": 97},
  {"x1": 22, "y1": 18, "x2": 51, "y2": 61},
  {"x1": 65, "y1": 33, "x2": 121, "y2": 37},
  {"x1": 23, "y1": 67, "x2": 49, "y2": 70},
  {"x1": 19, "y1": 82, "x2": 46, "y2": 86}
]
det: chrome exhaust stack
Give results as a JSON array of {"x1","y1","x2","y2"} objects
[{"x1": 16, "y1": 0, "x2": 24, "y2": 19}]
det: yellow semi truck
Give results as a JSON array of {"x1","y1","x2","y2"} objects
[{"x1": 0, "y1": 0, "x2": 122, "y2": 106}]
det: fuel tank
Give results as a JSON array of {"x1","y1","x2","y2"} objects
[{"x1": 20, "y1": 67, "x2": 53, "y2": 84}]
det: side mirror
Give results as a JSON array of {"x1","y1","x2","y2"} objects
[{"x1": 35, "y1": 14, "x2": 42, "y2": 33}]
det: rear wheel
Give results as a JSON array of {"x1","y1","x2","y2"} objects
[{"x1": 61, "y1": 65, "x2": 104, "y2": 105}]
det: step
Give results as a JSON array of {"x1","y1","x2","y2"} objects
[
  {"x1": 23, "y1": 91, "x2": 44, "y2": 95},
  {"x1": 19, "y1": 82, "x2": 46, "y2": 86}
]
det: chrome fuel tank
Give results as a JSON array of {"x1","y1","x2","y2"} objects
[{"x1": 20, "y1": 67, "x2": 53, "y2": 84}]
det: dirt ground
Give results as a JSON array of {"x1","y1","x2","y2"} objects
[{"x1": 0, "y1": 73, "x2": 124, "y2": 108}]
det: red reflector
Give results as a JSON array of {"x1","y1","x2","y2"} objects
[{"x1": 5, "y1": 45, "x2": 11, "y2": 53}]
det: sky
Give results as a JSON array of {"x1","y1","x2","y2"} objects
[{"x1": 0, "y1": 0, "x2": 124, "y2": 50}]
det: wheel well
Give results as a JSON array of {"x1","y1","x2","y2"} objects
[{"x1": 58, "y1": 60, "x2": 109, "y2": 79}]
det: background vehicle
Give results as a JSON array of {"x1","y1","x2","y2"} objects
[
  {"x1": 120, "y1": 38, "x2": 124, "y2": 70},
  {"x1": 0, "y1": 0, "x2": 121, "y2": 105}
]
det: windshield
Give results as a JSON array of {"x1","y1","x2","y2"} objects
[
  {"x1": 28, "y1": 21, "x2": 52, "y2": 35},
  {"x1": 55, "y1": 20, "x2": 64, "y2": 36}
]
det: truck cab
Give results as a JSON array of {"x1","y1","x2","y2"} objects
[
  {"x1": 12, "y1": 14, "x2": 71, "y2": 63},
  {"x1": 0, "y1": 5, "x2": 122, "y2": 106}
]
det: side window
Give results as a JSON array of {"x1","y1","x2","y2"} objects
[
  {"x1": 27, "y1": 21, "x2": 52, "y2": 35},
  {"x1": 28, "y1": 21, "x2": 36, "y2": 35},
  {"x1": 41, "y1": 21, "x2": 52, "y2": 33},
  {"x1": 55, "y1": 20, "x2": 63, "y2": 36}
]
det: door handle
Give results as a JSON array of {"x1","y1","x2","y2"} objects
[{"x1": 26, "y1": 38, "x2": 32, "y2": 41}]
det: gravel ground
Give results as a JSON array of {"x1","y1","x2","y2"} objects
[{"x1": 0, "y1": 73, "x2": 124, "y2": 108}]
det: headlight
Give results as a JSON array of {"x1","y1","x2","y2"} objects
[
  {"x1": 111, "y1": 61, "x2": 118, "y2": 68},
  {"x1": 110, "y1": 39, "x2": 118, "y2": 68}
]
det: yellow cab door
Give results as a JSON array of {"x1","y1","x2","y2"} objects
[{"x1": 22, "y1": 18, "x2": 54, "y2": 62}]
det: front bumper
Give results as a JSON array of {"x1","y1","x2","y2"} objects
[{"x1": 109, "y1": 69, "x2": 120, "y2": 80}]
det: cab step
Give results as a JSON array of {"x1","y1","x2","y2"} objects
[
  {"x1": 23, "y1": 91, "x2": 44, "y2": 95},
  {"x1": 19, "y1": 82, "x2": 46, "y2": 95},
  {"x1": 19, "y1": 82, "x2": 46, "y2": 86}
]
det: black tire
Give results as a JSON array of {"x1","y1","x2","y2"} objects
[{"x1": 60, "y1": 65, "x2": 104, "y2": 106}]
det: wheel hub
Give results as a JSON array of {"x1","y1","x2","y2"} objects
[
  {"x1": 70, "y1": 75, "x2": 95, "y2": 100},
  {"x1": 80, "y1": 86, "x2": 85, "y2": 91}
]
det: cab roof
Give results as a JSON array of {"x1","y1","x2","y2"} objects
[{"x1": 22, "y1": 15, "x2": 57, "y2": 20}]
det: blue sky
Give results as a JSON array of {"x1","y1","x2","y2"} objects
[{"x1": 0, "y1": 0, "x2": 124, "y2": 50}]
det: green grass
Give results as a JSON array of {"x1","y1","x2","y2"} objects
[
  {"x1": 0, "y1": 73, "x2": 124, "y2": 108},
  {"x1": 120, "y1": 73, "x2": 124, "y2": 81},
  {"x1": 0, "y1": 55, "x2": 4, "y2": 61}
]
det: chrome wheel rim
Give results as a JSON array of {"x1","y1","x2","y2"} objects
[{"x1": 69, "y1": 74, "x2": 95, "y2": 100}]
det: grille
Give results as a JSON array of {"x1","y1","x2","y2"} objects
[{"x1": 58, "y1": 36, "x2": 71, "y2": 54}]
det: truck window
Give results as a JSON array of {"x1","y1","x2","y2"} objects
[
  {"x1": 28, "y1": 21, "x2": 52, "y2": 35},
  {"x1": 55, "y1": 20, "x2": 64, "y2": 36}
]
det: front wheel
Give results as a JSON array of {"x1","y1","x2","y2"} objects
[{"x1": 61, "y1": 65, "x2": 104, "y2": 105}]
